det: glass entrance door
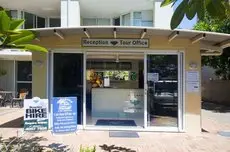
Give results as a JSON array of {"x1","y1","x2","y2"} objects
[
  {"x1": 145, "y1": 54, "x2": 180, "y2": 128},
  {"x1": 53, "y1": 53, "x2": 84, "y2": 125}
]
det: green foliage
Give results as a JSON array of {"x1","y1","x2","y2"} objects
[
  {"x1": 79, "y1": 145, "x2": 96, "y2": 152},
  {"x1": 161, "y1": 0, "x2": 230, "y2": 29},
  {"x1": 194, "y1": 12, "x2": 230, "y2": 80},
  {"x1": 0, "y1": 7, "x2": 47, "y2": 52}
]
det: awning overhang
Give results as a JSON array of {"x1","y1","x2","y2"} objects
[
  {"x1": 0, "y1": 49, "x2": 32, "y2": 61},
  {"x1": 31, "y1": 26, "x2": 230, "y2": 56}
]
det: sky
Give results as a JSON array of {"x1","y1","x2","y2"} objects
[{"x1": 173, "y1": 0, "x2": 197, "y2": 29}]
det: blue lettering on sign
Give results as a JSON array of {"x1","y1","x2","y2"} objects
[{"x1": 52, "y1": 97, "x2": 77, "y2": 133}]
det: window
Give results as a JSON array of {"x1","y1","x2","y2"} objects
[
  {"x1": 113, "y1": 17, "x2": 120, "y2": 26},
  {"x1": 133, "y1": 12, "x2": 142, "y2": 26},
  {"x1": 122, "y1": 13, "x2": 131, "y2": 26},
  {"x1": 37, "y1": 16, "x2": 45, "y2": 28},
  {"x1": 49, "y1": 18, "x2": 61, "y2": 27},
  {"x1": 16, "y1": 61, "x2": 32, "y2": 98},
  {"x1": 133, "y1": 10, "x2": 153, "y2": 27},
  {"x1": 24, "y1": 12, "x2": 35, "y2": 29},
  {"x1": 6, "y1": 10, "x2": 18, "y2": 19},
  {"x1": 83, "y1": 18, "x2": 111, "y2": 26},
  {"x1": 83, "y1": 19, "x2": 97, "y2": 26},
  {"x1": 97, "y1": 19, "x2": 110, "y2": 25}
]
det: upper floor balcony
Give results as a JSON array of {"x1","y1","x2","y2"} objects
[{"x1": 2, "y1": 0, "x2": 173, "y2": 29}]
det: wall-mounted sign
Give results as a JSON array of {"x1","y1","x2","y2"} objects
[
  {"x1": 52, "y1": 97, "x2": 77, "y2": 134},
  {"x1": 24, "y1": 97, "x2": 48, "y2": 131},
  {"x1": 186, "y1": 71, "x2": 200, "y2": 93},
  {"x1": 82, "y1": 38, "x2": 149, "y2": 48},
  {"x1": 147, "y1": 73, "x2": 159, "y2": 82}
]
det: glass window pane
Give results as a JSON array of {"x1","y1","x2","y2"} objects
[
  {"x1": 142, "y1": 21, "x2": 153, "y2": 27},
  {"x1": 49, "y1": 18, "x2": 60, "y2": 27},
  {"x1": 147, "y1": 55, "x2": 178, "y2": 127},
  {"x1": 134, "y1": 12, "x2": 142, "y2": 19},
  {"x1": 17, "y1": 61, "x2": 32, "y2": 81},
  {"x1": 17, "y1": 83, "x2": 32, "y2": 99},
  {"x1": 7, "y1": 10, "x2": 18, "y2": 19},
  {"x1": 133, "y1": 19, "x2": 142, "y2": 26},
  {"x1": 37, "y1": 16, "x2": 45, "y2": 28},
  {"x1": 24, "y1": 12, "x2": 34, "y2": 29},
  {"x1": 97, "y1": 19, "x2": 110, "y2": 25},
  {"x1": 83, "y1": 18, "x2": 97, "y2": 26},
  {"x1": 122, "y1": 13, "x2": 130, "y2": 26}
]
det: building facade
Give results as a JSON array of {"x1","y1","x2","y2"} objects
[
  {"x1": 2, "y1": 0, "x2": 173, "y2": 29},
  {"x1": 0, "y1": 0, "x2": 229, "y2": 133},
  {"x1": 0, "y1": 0, "x2": 173, "y2": 96}
]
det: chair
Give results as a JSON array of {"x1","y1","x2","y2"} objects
[
  {"x1": 12, "y1": 92, "x2": 27, "y2": 108},
  {"x1": 0, "y1": 93, "x2": 4, "y2": 107}
]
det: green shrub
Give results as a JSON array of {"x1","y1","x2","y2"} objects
[{"x1": 79, "y1": 145, "x2": 96, "y2": 152}]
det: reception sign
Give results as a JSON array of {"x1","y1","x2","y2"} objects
[
  {"x1": 82, "y1": 38, "x2": 149, "y2": 48},
  {"x1": 52, "y1": 97, "x2": 77, "y2": 133},
  {"x1": 24, "y1": 97, "x2": 49, "y2": 131}
]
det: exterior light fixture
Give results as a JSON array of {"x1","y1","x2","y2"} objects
[
  {"x1": 191, "y1": 33, "x2": 206, "y2": 44},
  {"x1": 168, "y1": 31, "x2": 179, "y2": 42},
  {"x1": 33, "y1": 60, "x2": 44, "y2": 67},
  {"x1": 84, "y1": 28, "x2": 90, "y2": 39},
  {"x1": 54, "y1": 29, "x2": 64, "y2": 39},
  {"x1": 219, "y1": 39, "x2": 230, "y2": 48},
  {"x1": 115, "y1": 54, "x2": 119, "y2": 63},
  {"x1": 113, "y1": 28, "x2": 117, "y2": 39},
  {"x1": 189, "y1": 61, "x2": 198, "y2": 70},
  {"x1": 141, "y1": 29, "x2": 147, "y2": 39}
]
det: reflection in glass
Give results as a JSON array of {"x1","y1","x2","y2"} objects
[
  {"x1": 24, "y1": 12, "x2": 35, "y2": 29},
  {"x1": 147, "y1": 55, "x2": 178, "y2": 127},
  {"x1": 86, "y1": 57, "x2": 144, "y2": 127},
  {"x1": 17, "y1": 61, "x2": 32, "y2": 81},
  {"x1": 17, "y1": 83, "x2": 32, "y2": 99},
  {"x1": 53, "y1": 53, "x2": 83, "y2": 124},
  {"x1": 49, "y1": 18, "x2": 60, "y2": 27},
  {"x1": 37, "y1": 16, "x2": 45, "y2": 28}
]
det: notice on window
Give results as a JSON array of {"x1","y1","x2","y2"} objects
[
  {"x1": 104, "y1": 77, "x2": 110, "y2": 87},
  {"x1": 186, "y1": 71, "x2": 200, "y2": 93},
  {"x1": 147, "y1": 73, "x2": 159, "y2": 82}
]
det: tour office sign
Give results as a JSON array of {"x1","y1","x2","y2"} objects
[
  {"x1": 52, "y1": 97, "x2": 77, "y2": 133},
  {"x1": 82, "y1": 38, "x2": 149, "y2": 48},
  {"x1": 24, "y1": 97, "x2": 49, "y2": 131}
]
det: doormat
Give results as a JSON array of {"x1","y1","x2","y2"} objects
[
  {"x1": 218, "y1": 131, "x2": 230, "y2": 137},
  {"x1": 109, "y1": 131, "x2": 139, "y2": 138},
  {"x1": 96, "y1": 119, "x2": 137, "y2": 126}
]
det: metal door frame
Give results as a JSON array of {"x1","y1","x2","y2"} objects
[{"x1": 144, "y1": 51, "x2": 184, "y2": 132}]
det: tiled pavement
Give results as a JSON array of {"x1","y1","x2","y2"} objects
[{"x1": 0, "y1": 107, "x2": 230, "y2": 152}]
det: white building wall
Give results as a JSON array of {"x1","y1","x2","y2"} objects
[
  {"x1": 153, "y1": 0, "x2": 173, "y2": 29},
  {"x1": 61, "y1": 0, "x2": 80, "y2": 27}
]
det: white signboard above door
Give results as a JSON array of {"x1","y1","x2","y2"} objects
[{"x1": 82, "y1": 38, "x2": 149, "y2": 48}]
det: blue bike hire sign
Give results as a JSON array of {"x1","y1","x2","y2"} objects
[{"x1": 52, "y1": 97, "x2": 77, "y2": 133}]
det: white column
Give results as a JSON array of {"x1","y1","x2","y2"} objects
[
  {"x1": 61, "y1": 0, "x2": 81, "y2": 27},
  {"x1": 153, "y1": 0, "x2": 173, "y2": 29},
  {"x1": 61, "y1": 0, "x2": 68, "y2": 27},
  {"x1": 68, "y1": 0, "x2": 81, "y2": 27}
]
